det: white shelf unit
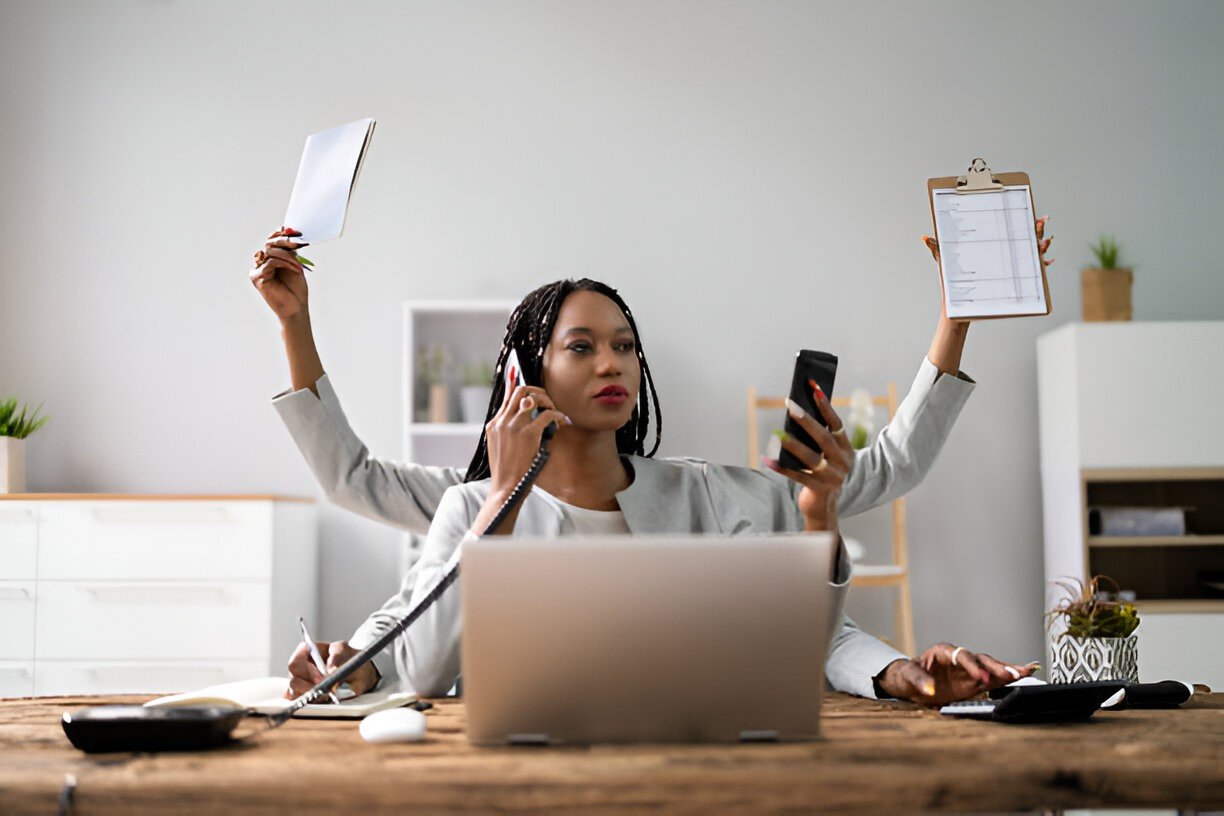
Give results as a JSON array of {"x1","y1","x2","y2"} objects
[
  {"x1": 402, "y1": 300, "x2": 516, "y2": 469},
  {"x1": 0, "y1": 496, "x2": 316, "y2": 696},
  {"x1": 1037, "y1": 322, "x2": 1224, "y2": 687}
]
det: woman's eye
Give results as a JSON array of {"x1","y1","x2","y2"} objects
[
  {"x1": 568, "y1": 343, "x2": 591, "y2": 353},
  {"x1": 617, "y1": 342, "x2": 637, "y2": 353}
]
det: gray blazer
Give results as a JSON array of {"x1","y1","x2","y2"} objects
[{"x1": 273, "y1": 357, "x2": 974, "y2": 698}]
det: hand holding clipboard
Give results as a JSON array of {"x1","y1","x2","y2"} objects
[{"x1": 925, "y1": 159, "x2": 1054, "y2": 320}]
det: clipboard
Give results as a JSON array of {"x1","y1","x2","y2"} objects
[{"x1": 927, "y1": 158, "x2": 1051, "y2": 320}]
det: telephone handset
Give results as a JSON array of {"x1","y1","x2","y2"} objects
[{"x1": 504, "y1": 347, "x2": 558, "y2": 444}]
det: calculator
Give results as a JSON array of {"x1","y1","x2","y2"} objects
[{"x1": 939, "y1": 681, "x2": 1126, "y2": 723}]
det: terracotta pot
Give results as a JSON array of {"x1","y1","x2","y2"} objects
[
  {"x1": 1081, "y1": 267, "x2": 1133, "y2": 322},
  {"x1": 1049, "y1": 634, "x2": 1139, "y2": 683}
]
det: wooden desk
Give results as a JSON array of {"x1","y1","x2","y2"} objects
[{"x1": 2, "y1": 693, "x2": 1222, "y2": 814}]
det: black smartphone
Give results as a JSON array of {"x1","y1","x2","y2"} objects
[{"x1": 778, "y1": 350, "x2": 838, "y2": 472}]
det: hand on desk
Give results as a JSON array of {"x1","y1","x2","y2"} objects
[
  {"x1": 286, "y1": 640, "x2": 379, "y2": 701},
  {"x1": 877, "y1": 642, "x2": 1038, "y2": 706}
]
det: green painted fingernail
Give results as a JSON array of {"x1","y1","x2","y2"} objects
[
  {"x1": 772, "y1": 429, "x2": 792, "y2": 443},
  {"x1": 297, "y1": 254, "x2": 314, "y2": 267}
]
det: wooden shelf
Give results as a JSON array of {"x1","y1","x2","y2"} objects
[
  {"x1": 1134, "y1": 599, "x2": 1224, "y2": 614},
  {"x1": 1089, "y1": 535, "x2": 1224, "y2": 548}
]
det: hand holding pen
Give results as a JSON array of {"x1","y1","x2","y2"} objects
[
  {"x1": 250, "y1": 226, "x2": 312, "y2": 325},
  {"x1": 285, "y1": 619, "x2": 381, "y2": 701}
]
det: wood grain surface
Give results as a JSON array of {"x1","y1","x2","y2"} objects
[{"x1": 1, "y1": 693, "x2": 1221, "y2": 814}]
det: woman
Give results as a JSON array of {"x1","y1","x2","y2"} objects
[{"x1": 253, "y1": 230, "x2": 1052, "y2": 705}]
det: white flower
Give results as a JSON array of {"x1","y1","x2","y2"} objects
[{"x1": 848, "y1": 388, "x2": 875, "y2": 437}]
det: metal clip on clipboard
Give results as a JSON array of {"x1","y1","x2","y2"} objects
[{"x1": 955, "y1": 157, "x2": 1005, "y2": 194}]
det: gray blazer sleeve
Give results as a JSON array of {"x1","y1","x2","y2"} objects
[
  {"x1": 272, "y1": 373, "x2": 464, "y2": 535},
  {"x1": 836, "y1": 357, "x2": 974, "y2": 517},
  {"x1": 347, "y1": 484, "x2": 478, "y2": 696}
]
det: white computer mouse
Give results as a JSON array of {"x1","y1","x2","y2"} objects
[{"x1": 359, "y1": 707, "x2": 427, "y2": 743}]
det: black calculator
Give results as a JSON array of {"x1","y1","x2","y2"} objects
[{"x1": 939, "y1": 680, "x2": 1127, "y2": 723}]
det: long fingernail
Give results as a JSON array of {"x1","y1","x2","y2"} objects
[
  {"x1": 563, "y1": 415, "x2": 573, "y2": 425},
  {"x1": 760, "y1": 456, "x2": 779, "y2": 469},
  {"x1": 784, "y1": 398, "x2": 806, "y2": 421},
  {"x1": 808, "y1": 379, "x2": 823, "y2": 398},
  {"x1": 922, "y1": 680, "x2": 936, "y2": 696},
  {"x1": 772, "y1": 429, "x2": 792, "y2": 444}
]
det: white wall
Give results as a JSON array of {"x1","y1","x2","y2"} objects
[{"x1": 2, "y1": 0, "x2": 1222, "y2": 664}]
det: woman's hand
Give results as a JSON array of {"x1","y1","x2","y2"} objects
[
  {"x1": 285, "y1": 639, "x2": 378, "y2": 701},
  {"x1": 250, "y1": 226, "x2": 311, "y2": 325},
  {"x1": 922, "y1": 215, "x2": 1055, "y2": 323},
  {"x1": 762, "y1": 381, "x2": 856, "y2": 535},
  {"x1": 484, "y1": 384, "x2": 571, "y2": 497},
  {"x1": 876, "y1": 643, "x2": 1039, "y2": 706},
  {"x1": 469, "y1": 383, "x2": 571, "y2": 536}
]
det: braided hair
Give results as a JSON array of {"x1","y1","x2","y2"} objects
[{"x1": 463, "y1": 279, "x2": 662, "y2": 483}]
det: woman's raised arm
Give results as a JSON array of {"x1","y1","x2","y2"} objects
[{"x1": 250, "y1": 226, "x2": 325, "y2": 397}]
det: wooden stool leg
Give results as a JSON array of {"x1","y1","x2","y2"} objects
[{"x1": 896, "y1": 577, "x2": 916, "y2": 657}]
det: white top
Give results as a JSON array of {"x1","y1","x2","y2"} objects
[{"x1": 535, "y1": 487, "x2": 631, "y2": 536}]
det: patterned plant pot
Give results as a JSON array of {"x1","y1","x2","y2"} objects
[{"x1": 1049, "y1": 635, "x2": 1139, "y2": 683}]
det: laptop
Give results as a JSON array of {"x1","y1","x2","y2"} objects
[{"x1": 460, "y1": 533, "x2": 836, "y2": 745}]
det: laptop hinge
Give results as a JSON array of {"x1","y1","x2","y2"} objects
[
  {"x1": 507, "y1": 733, "x2": 552, "y2": 746},
  {"x1": 739, "y1": 730, "x2": 779, "y2": 742}
]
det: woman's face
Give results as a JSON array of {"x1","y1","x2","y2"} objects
[{"x1": 540, "y1": 290, "x2": 642, "y2": 433}]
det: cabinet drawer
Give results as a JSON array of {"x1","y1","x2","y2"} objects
[
  {"x1": 35, "y1": 581, "x2": 271, "y2": 660},
  {"x1": 34, "y1": 659, "x2": 269, "y2": 695},
  {"x1": 1137, "y1": 614, "x2": 1224, "y2": 689},
  {"x1": 0, "y1": 507, "x2": 38, "y2": 580},
  {"x1": 0, "y1": 582, "x2": 36, "y2": 659},
  {"x1": 0, "y1": 661, "x2": 34, "y2": 698},
  {"x1": 38, "y1": 502, "x2": 272, "y2": 580}
]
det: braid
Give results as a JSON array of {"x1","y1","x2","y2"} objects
[{"x1": 463, "y1": 278, "x2": 662, "y2": 482}]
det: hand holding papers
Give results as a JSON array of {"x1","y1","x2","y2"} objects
[
  {"x1": 283, "y1": 117, "x2": 376, "y2": 244},
  {"x1": 927, "y1": 159, "x2": 1052, "y2": 320}
]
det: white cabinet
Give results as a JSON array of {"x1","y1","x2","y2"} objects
[
  {"x1": 1037, "y1": 322, "x2": 1224, "y2": 687},
  {"x1": 0, "y1": 496, "x2": 316, "y2": 696}
]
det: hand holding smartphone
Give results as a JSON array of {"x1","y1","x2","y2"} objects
[{"x1": 777, "y1": 350, "x2": 838, "y2": 472}]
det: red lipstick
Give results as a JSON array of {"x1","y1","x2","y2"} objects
[{"x1": 593, "y1": 385, "x2": 629, "y2": 405}]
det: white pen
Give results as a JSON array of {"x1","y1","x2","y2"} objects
[{"x1": 297, "y1": 615, "x2": 343, "y2": 705}]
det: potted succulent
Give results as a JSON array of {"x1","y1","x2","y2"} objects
[
  {"x1": 0, "y1": 398, "x2": 50, "y2": 493},
  {"x1": 459, "y1": 360, "x2": 495, "y2": 425},
  {"x1": 1046, "y1": 575, "x2": 1141, "y2": 683},
  {"x1": 416, "y1": 344, "x2": 453, "y2": 423},
  {"x1": 1081, "y1": 235, "x2": 1133, "y2": 322}
]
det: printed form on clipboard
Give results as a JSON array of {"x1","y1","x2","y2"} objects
[{"x1": 928, "y1": 158, "x2": 1051, "y2": 320}]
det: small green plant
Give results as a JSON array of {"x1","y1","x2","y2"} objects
[
  {"x1": 1089, "y1": 235, "x2": 1122, "y2": 269},
  {"x1": 1046, "y1": 575, "x2": 1140, "y2": 640},
  {"x1": 462, "y1": 360, "x2": 494, "y2": 387},
  {"x1": 0, "y1": 398, "x2": 50, "y2": 439}
]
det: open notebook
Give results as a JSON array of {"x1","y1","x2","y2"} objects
[{"x1": 144, "y1": 677, "x2": 416, "y2": 719}]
